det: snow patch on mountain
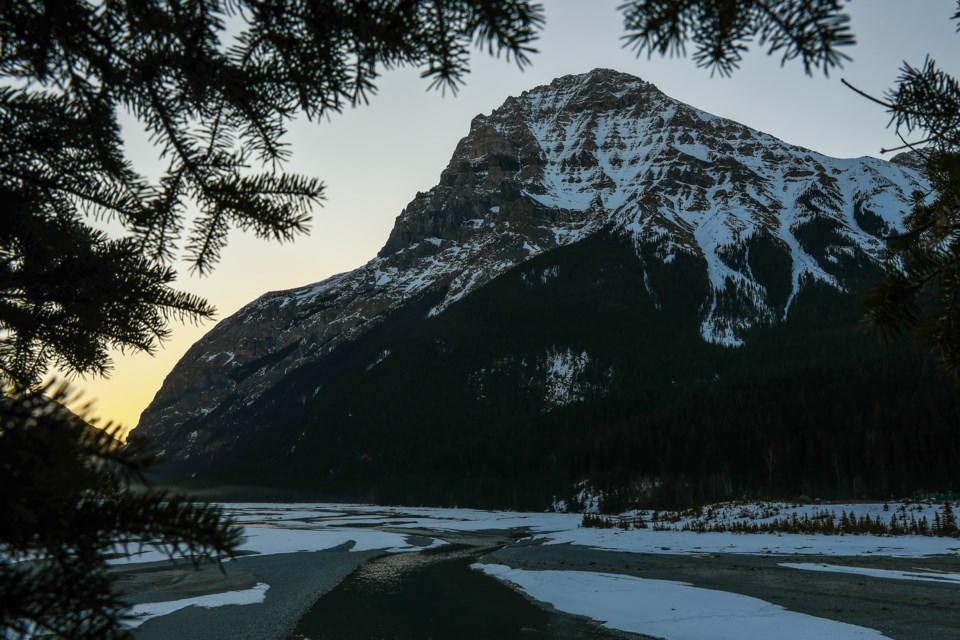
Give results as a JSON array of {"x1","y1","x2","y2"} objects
[{"x1": 543, "y1": 348, "x2": 591, "y2": 407}]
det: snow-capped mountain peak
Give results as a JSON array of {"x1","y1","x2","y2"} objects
[{"x1": 135, "y1": 68, "x2": 925, "y2": 463}]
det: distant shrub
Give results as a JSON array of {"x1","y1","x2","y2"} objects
[{"x1": 583, "y1": 500, "x2": 960, "y2": 537}]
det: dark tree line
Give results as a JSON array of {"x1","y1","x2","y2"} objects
[{"x1": 183, "y1": 235, "x2": 960, "y2": 512}]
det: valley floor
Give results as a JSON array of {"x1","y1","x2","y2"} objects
[{"x1": 112, "y1": 503, "x2": 960, "y2": 640}]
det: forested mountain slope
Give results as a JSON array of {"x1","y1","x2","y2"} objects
[{"x1": 135, "y1": 69, "x2": 956, "y2": 508}]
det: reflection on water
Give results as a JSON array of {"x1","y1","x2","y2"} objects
[
  {"x1": 290, "y1": 547, "x2": 624, "y2": 640},
  {"x1": 349, "y1": 546, "x2": 446, "y2": 591}
]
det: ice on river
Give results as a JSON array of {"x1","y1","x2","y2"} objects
[
  {"x1": 781, "y1": 562, "x2": 960, "y2": 585},
  {"x1": 111, "y1": 501, "x2": 958, "y2": 631},
  {"x1": 109, "y1": 512, "x2": 444, "y2": 565},
  {"x1": 125, "y1": 583, "x2": 269, "y2": 628},
  {"x1": 474, "y1": 564, "x2": 889, "y2": 640}
]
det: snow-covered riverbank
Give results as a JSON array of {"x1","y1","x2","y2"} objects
[{"x1": 118, "y1": 502, "x2": 960, "y2": 639}]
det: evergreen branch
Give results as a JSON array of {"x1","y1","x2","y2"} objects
[
  {"x1": 619, "y1": 0, "x2": 853, "y2": 77},
  {"x1": 1, "y1": 3, "x2": 555, "y2": 637}
]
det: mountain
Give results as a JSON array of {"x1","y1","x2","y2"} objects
[{"x1": 135, "y1": 69, "x2": 959, "y2": 509}]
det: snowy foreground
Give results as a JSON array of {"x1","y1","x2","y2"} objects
[{"x1": 118, "y1": 502, "x2": 960, "y2": 636}]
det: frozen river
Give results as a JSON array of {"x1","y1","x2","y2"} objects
[{"x1": 115, "y1": 502, "x2": 960, "y2": 639}]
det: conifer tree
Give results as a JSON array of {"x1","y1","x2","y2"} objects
[
  {"x1": 1, "y1": 0, "x2": 544, "y2": 385},
  {"x1": 942, "y1": 501, "x2": 958, "y2": 535},
  {"x1": 0, "y1": 383, "x2": 242, "y2": 638},
  {"x1": 860, "y1": 62, "x2": 960, "y2": 377},
  {"x1": 1, "y1": 1, "x2": 545, "y2": 637}
]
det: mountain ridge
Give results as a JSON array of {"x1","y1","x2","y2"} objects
[{"x1": 134, "y1": 69, "x2": 937, "y2": 502}]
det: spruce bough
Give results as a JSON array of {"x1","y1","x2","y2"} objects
[{"x1": 0, "y1": 1, "x2": 544, "y2": 637}]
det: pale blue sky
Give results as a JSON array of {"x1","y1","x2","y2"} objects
[{"x1": 87, "y1": 0, "x2": 960, "y2": 431}]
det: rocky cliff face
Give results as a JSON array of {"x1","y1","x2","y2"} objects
[{"x1": 135, "y1": 69, "x2": 925, "y2": 469}]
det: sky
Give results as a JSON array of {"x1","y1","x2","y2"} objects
[{"x1": 73, "y1": 0, "x2": 960, "y2": 433}]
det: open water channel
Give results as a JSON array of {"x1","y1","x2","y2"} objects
[{"x1": 290, "y1": 544, "x2": 627, "y2": 640}]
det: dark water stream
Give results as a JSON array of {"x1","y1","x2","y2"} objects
[{"x1": 289, "y1": 545, "x2": 625, "y2": 640}]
